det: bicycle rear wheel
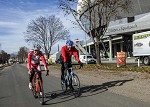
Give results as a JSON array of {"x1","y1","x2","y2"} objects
[
  {"x1": 37, "y1": 80, "x2": 44, "y2": 105},
  {"x1": 71, "y1": 74, "x2": 80, "y2": 97}
]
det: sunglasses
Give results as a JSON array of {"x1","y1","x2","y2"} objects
[{"x1": 34, "y1": 50, "x2": 39, "y2": 54}]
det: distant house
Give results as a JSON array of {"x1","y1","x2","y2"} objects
[{"x1": 50, "y1": 51, "x2": 61, "y2": 63}]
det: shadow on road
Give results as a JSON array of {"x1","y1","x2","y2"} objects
[
  {"x1": 80, "y1": 79, "x2": 134, "y2": 97},
  {"x1": 43, "y1": 79, "x2": 133, "y2": 105},
  {"x1": 0, "y1": 96, "x2": 10, "y2": 100},
  {"x1": 44, "y1": 90, "x2": 76, "y2": 105}
]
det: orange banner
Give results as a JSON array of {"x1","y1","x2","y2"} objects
[{"x1": 117, "y1": 52, "x2": 126, "y2": 65}]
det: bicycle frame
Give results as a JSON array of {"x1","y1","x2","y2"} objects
[
  {"x1": 34, "y1": 72, "x2": 42, "y2": 93},
  {"x1": 31, "y1": 68, "x2": 44, "y2": 105},
  {"x1": 61, "y1": 65, "x2": 81, "y2": 97},
  {"x1": 64, "y1": 67, "x2": 74, "y2": 86}
]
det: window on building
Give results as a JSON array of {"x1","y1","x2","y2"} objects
[{"x1": 127, "y1": 17, "x2": 135, "y2": 23}]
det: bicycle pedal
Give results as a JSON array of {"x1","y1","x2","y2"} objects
[{"x1": 34, "y1": 93, "x2": 38, "y2": 98}]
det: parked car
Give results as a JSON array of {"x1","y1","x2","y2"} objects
[
  {"x1": 40, "y1": 59, "x2": 50, "y2": 66},
  {"x1": 79, "y1": 55, "x2": 96, "y2": 64}
]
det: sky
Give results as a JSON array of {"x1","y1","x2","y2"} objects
[{"x1": 0, "y1": 0, "x2": 85, "y2": 54}]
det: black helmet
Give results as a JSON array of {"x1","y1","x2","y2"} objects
[{"x1": 33, "y1": 44, "x2": 41, "y2": 50}]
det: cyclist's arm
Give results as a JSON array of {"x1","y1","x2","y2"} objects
[
  {"x1": 61, "y1": 47, "x2": 67, "y2": 63},
  {"x1": 27, "y1": 52, "x2": 32, "y2": 71},
  {"x1": 72, "y1": 47, "x2": 80, "y2": 62},
  {"x1": 40, "y1": 54, "x2": 48, "y2": 70}
]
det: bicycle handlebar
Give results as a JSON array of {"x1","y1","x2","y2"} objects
[
  {"x1": 71, "y1": 63, "x2": 83, "y2": 69},
  {"x1": 32, "y1": 68, "x2": 49, "y2": 76}
]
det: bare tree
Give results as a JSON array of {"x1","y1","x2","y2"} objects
[
  {"x1": 17, "y1": 47, "x2": 28, "y2": 63},
  {"x1": 24, "y1": 15, "x2": 69, "y2": 58},
  {"x1": 0, "y1": 50, "x2": 10, "y2": 64},
  {"x1": 58, "y1": 0, "x2": 132, "y2": 64}
]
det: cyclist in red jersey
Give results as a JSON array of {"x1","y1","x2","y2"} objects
[
  {"x1": 27, "y1": 44, "x2": 49, "y2": 90},
  {"x1": 60, "y1": 40, "x2": 83, "y2": 81}
]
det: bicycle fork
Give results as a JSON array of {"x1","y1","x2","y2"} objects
[
  {"x1": 66, "y1": 73, "x2": 75, "y2": 89},
  {"x1": 65, "y1": 73, "x2": 70, "y2": 86}
]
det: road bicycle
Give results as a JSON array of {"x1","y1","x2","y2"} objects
[
  {"x1": 31, "y1": 68, "x2": 48, "y2": 105},
  {"x1": 61, "y1": 64, "x2": 82, "y2": 97}
]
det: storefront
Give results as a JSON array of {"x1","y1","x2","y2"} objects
[{"x1": 80, "y1": 13, "x2": 150, "y2": 60}]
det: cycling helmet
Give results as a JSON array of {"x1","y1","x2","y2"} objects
[
  {"x1": 66, "y1": 40, "x2": 74, "y2": 46},
  {"x1": 33, "y1": 44, "x2": 41, "y2": 50}
]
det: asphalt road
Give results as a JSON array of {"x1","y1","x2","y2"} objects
[{"x1": 0, "y1": 64, "x2": 150, "y2": 107}]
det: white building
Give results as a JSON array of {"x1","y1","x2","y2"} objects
[
  {"x1": 77, "y1": 0, "x2": 150, "y2": 60},
  {"x1": 50, "y1": 52, "x2": 61, "y2": 63}
]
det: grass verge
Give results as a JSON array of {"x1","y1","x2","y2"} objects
[
  {"x1": 50, "y1": 63, "x2": 150, "y2": 73},
  {"x1": 0, "y1": 64, "x2": 11, "y2": 72}
]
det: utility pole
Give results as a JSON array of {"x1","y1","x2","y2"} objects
[
  {"x1": 58, "y1": 44, "x2": 59, "y2": 52},
  {"x1": 0, "y1": 43, "x2": 1, "y2": 54}
]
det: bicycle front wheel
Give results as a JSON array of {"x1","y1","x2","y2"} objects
[
  {"x1": 32, "y1": 77, "x2": 37, "y2": 98},
  {"x1": 61, "y1": 78, "x2": 67, "y2": 92},
  {"x1": 71, "y1": 74, "x2": 80, "y2": 97},
  {"x1": 37, "y1": 80, "x2": 44, "y2": 105}
]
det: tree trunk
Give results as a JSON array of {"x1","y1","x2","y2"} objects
[
  {"x1": 44, "y1": 49, "x2": 49, "y2": 59},
  {"x1": 95, "y1": 42, "x2": 101, "y2": 65},
  {"x1": 45, "y1": 47, "x2": 51, "y2": 59},
  {"x1": 46, "y1": 53, "x2": 49, "y2": 59}
]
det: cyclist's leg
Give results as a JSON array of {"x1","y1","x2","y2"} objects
[
  {"x1": 68, "y1": 61, "x2": 72, "y2": 74},
  {"x1": 38, "y1": 72, "x2": 43, "y2": 83},
  {"x1": 36, "y1": 71, "x2": 44, "y2": 104},
  {"x1": 68, "y1": 62, "x2": 74, "y2": 90},
  {"x1": 37, "y1": 65, "x2": 44, "y2": 95},
  {"x1": 38, "y1": 72, "x2": 43, "y2": 96},
  {"x1": 29, "y1": 68, "x2": 35, "y2": 82},
  {"x1": 37, "y1": 65, "x2": 43, "y2": 83},
  {"x1": 29, "y1": 68, "x2": 35, "y2": 89},
  {"x1": 61, "y1": 63, "x2": 65, "y2": 81}
]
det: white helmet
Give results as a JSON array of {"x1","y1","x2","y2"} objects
[{"x1": 33, "y1": 44, "x2": 41, "y2": 50}]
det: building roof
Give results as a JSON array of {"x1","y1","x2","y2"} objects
[{"x1": 77, "y1": 0, "x2": 150, "y2": 21}]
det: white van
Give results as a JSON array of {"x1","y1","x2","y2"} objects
[{"x1": 79, "y1": 55, "x2": 96, "y2": 64}]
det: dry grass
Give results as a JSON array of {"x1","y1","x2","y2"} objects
[
  {"x1": 51, "y1": 63, "x2": 150, "y2": 73},
  {"x1": 0, "y1": 64, "x2": 11, "y2": 71}
]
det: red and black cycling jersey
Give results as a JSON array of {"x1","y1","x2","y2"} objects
[
  {"x1": 61, "y1": 46, "x2": 80, "y2": 63},
  {"x1": 27, "y1": 50, "x2": 48, "y2": 71}
]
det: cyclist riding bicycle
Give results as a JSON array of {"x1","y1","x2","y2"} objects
[
  {"x1": 27, "y1": 44, "x2": 49, "y2": 90},
  {"x1": 60, "y1": 40, "x2": 83, "y2": 82}
]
